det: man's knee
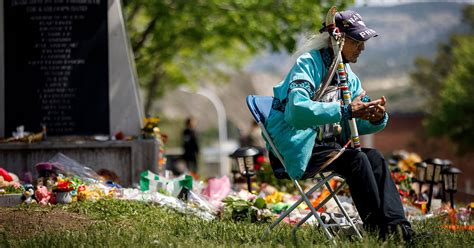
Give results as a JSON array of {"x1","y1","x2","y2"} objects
[
  {"x1": 351, "y1": 151, "x2": 371, "y2": 173},
  {"x1": 353, "y1": 151, "x2": 369, "y2": 162},
  {"x1": 364, "y1": 148, "x2": 384, "y2": 160},
  {"x1": 364, "y1": 149, "x2": 390, "y2": 174}
]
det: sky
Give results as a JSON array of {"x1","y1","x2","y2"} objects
[{"x1": 354, "y1": 0, "x2": 473, "y2": 6}]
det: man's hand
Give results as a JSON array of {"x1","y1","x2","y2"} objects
[
  {"x1": 365, "y1": 101, "x2": 386, "y2": 122},
  {"x1": 350, "y1": 92, "x2": 387, "y2": 121}
]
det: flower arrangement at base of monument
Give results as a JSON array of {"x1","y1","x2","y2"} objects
[
  {"x1": 0, "y1": 168, "x2": 25, "y2": 206},
  {"x1": 53, "y1": 177, "x2": 76, "y2": 204}
]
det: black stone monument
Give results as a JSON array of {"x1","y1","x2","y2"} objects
[{"x1": 4, "y1": 0, "x2": 109, "y2": 136}]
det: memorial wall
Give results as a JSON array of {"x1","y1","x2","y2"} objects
[
  {"x1": 0, "y1": 1, "x2": 154, "y2": 186},
  {"x1": 4, "y1": 0, "x2": 109, "y2": 136}
]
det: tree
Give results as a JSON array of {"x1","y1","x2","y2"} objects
[
  {"x1": 122, "y1": 0, "x2": 353, "y2": 115},
  {"x1": 410, "y1": 4, "x2": 474, "y2": 153}
]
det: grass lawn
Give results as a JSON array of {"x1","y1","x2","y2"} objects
[{"x1": 1, "y1": 199, "x2": 473, "y2": 247}]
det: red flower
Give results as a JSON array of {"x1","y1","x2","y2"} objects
[
  {"x1": 77, "y1": 185, "x2": 86, "y2": 192},
  {"x1": 55, "y1": 181, "x2": 74, "y2": 192},
  {"x1": 398, "y1": 189, "x2": 409, "y2": 197}
]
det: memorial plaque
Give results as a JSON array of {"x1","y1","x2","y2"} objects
[{"x1": 4, "y1": 0, "x2": 109, "y2": 136}]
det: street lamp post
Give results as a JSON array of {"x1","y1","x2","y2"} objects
[{"x1": 179, "y1": 87, "x2": 228, "y2": 176}]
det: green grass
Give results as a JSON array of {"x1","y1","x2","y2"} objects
[{"x1": 1, "y1": 199, "x2": 473, "y2": 247}]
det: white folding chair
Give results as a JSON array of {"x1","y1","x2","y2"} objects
[{"x1": 246, "y1": 95, "x2": 362, "y2": 243}]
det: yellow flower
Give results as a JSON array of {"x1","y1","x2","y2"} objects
[
  {"x1": 144, "y1": 117, "x2": 160, "y2": 124},
  {"x1": 397, "y1": 153, "x2": 422, "y2": 173},
  {"x1": 265, "y1": 191, "x2": 284, "y2": 204}
]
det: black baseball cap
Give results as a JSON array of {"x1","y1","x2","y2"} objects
[{"x1": 321, "y1": 10, "x2": 378, "y2": 41}]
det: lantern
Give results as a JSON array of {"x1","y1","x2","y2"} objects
[
  {"x1": 439, "y1": 159, "x2": 452, "y2": 202},
  {"x1": 230, "y1": 147, "x2": 260, "y2": 192},
  {"x1": 414, "y1": 162, "x2": 427, "y2": 183},
  {"x1": 424, "y1": 158, "x2": 444, "y2": 212},
  {"x1": 424, "y1": 158, "x2": 444, "y2": 183},
  {"x1": 414, "y1": 161, "x2": 427, "y2": 200},
  {"x1": 230, "y1": 154, "x2": 241, "y2": 187},
  {"x1": 441, "y1": 166, "x2": 462, "y2": 208},
  {"x1": 441, "y1": 160, "x2": 453, "y2": 175}
]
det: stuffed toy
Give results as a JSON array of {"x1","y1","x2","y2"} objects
[
  {"x1": 0, "y1": 168, "x2": 19, "y2": 189},
  {"x1": 0, "y1": 176, "x2": 9, "y2": 188},
  {"x1": 22, "y1": 184, "x2": 37, "y2": 204},
  {"x1": 8, "y1": 172, "x2": 20, "y2": 183},
  {"x1": 0, "y1": 167, "x2": 13, "y2": 182},
  {"x1": 35, "y1": 185, "x2": 53, "y2": 205}
]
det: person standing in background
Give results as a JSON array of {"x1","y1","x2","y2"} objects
[{"x1": 182, "y1": 117, "x2": 200, "y2": 176}]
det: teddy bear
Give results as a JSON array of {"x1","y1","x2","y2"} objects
[{"x1": 35, "y1": 185, "x2": 55, "y2": 205}]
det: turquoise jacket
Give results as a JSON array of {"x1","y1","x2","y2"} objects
[{"x1": 265, "y1": 49, "x2": 388, "y2": 180}]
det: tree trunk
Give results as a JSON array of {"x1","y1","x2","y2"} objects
[
  {"x1": 124, "y1": 1, "x2": 141, "y2": 23},
  {"x1": 144, "y1": 68, "x2": 163, "y2": 116},
  {"x1": 122, "y1": 0, "x2": 132, "y2": 7},
  {"x1": 132, "y1": 16, "x2": 159, "y2": 54}
]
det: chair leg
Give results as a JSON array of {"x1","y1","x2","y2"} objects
[
  {"x1": 321, "y1": 174, "x2": 363, "y2": 240},
  {"x1": 291, "y1": 182, "x2": 346, "y2": 240},
  {"x1": 293, "y1": 179, "x2": 336, "y2": 244},
  {"x1": 260, "y1": 175, "x2": 335, "y2": 241},
  {"x1": 324, "y1": 180, "x2": 363, "y2": 239}
]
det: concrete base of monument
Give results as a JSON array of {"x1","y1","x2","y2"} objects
[{"x1": 0, "y1": 139, "x2": 160, "y2": 187}]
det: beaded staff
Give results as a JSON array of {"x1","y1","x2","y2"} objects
[{"x1": 325, "y1": 7, "x2": 361, "y2": 150}]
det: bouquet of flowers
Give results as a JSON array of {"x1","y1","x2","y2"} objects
[
  {"x1": 53, "y1": 177, "x2": 75, "y2": 192},
  {"x1": 222, "y1": 190, "x2": 273, "y2": 223},
  {"x1": 1, "y1": 182, "x2": 24, "y2": 194},
  {"x1": 77, "y1": 185, "x2": 106, "y2": 201},
  {"x1": 391, "y1": 171, "x2": 413, "y2": 199},
  {"x1": 142, "y1": 117, "x2": 161, "y2": 139}
]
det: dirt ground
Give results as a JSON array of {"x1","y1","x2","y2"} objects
[{"x1": 0, "y1": 207, "x2": 96, "y2": 239}]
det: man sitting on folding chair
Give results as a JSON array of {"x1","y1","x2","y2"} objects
[{"x1": 263, "y1": 9, "x2": 417, "y2": 242}]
